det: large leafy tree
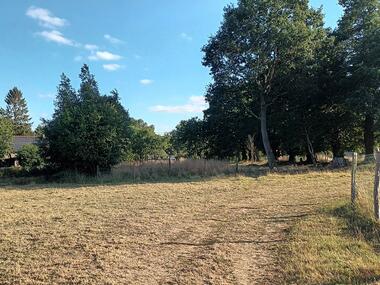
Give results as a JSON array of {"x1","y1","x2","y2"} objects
[
  {"x1": 127, "y1": 119, "x2": 165, "y2": 161},
  {"x1": 171, "y1": 117, "x2": 207, "y2": 159},
  {"x1": 4, "y1": 87, "x2": 32, "y2": 135},
  {"x1": 336, "y1": 0, "x2": 380, "y2": 154},
  {"x1": 204, "y1": 82, "x2": 258, "y2": 159},
  {"x1": 44, "y1": 65, "x2": 131, "y2": 175},
  {"x1": 203, "y1": 0, "x2": 326, "y2": 168}
]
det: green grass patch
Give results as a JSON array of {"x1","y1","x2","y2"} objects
[{"x1": 283, "y1": 203, "x2": 380, "y2": 285}]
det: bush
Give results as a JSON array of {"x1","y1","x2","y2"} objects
[
  {"x1": 0, "y1": 117, "x2": 13, "y2": 158},
  {"x1": 17, "y1": 144, "x2": 44, "y2": 172}
]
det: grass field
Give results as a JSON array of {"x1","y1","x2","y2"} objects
[{"x1": 0, "y1": 169, "x2": 379, "y2": 284}]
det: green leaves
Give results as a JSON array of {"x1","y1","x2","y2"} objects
[
  {"x1": 44, "y1": 65, "x2": 131, "y2": 175},
  {"x1": 17, "y1": 144, "x2": 44, "y2": 173},
  {"x1": 0, "y1": 117, "x2": 13, "y2": 159}
]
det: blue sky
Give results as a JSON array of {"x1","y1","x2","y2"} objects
[{"x1": 0, "y1": 0, "x2": 343, "y2": 134}]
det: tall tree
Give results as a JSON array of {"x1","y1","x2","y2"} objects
[
  {"x1": 336, "y1": 0, "x2": 380, "y2": 154},
  {"x1": 55, "y1": 73, "x2": 77, "y2": 113},
  {"x1": 204, "y1": 82, "x2": 257, "y2": 159},
  {"x1": 203, "y1": 0, "x2": 326, "y2": 169},
  {"x1": 5, "y1": 87, "x2": 32, "y2": 135},
  {"x1": 44, "y1": 65, "x2": 131, "y2": 175}
]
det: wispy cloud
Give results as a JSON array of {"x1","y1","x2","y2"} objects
[
  {"x1": 84, "y1": 44, "x2": 98, "y2": 51},
  {"x1": 88, "y1": 51, "x2": 123, "y2": 61},
  {"x1": 150, "y1": 96, "x2": 207, "y2": 113},
  {"x1": 180, "y1": 32, "x2": 193, "y2": 41},
  {"x1": 38, "y1": 93, "x2": 54, "y2": 99},
  {"x1": 104, "y1": 34, "x2": 124, "y2": 45},
  {"x1": 103, "y1": 64, "x2": 123, "y2": 71},
  {"x1": 37, "y1": 30, "x2": 76, "y2": 46},
  {"x1": 26, "y1": 6, "x2": 67, "y2": 28},
  {"x1": 140, "y1": 79, "x2": 154, "y2": 85}
]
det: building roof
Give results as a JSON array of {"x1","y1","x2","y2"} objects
[{"x1": 12, "y1": 136, "x2": 38, "y2": 152}]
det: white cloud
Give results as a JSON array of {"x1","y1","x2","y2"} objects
[
  {"x1": 180, "y1": 32, "x2": 193, "y2": 41},
  {"x1": 38, "y1": 93, "x2": 54, "y2": 99},
  {"x1": 88, "y1": 51, "x2": 123, "y2": 61},
  {"x1": 84, "y1": 44, "x2": 98, "y2": 51},
  {"x1": 26, "y1": 6, "x2": 67, "y2": 28},
  {"x1": 104, "y1": 34, "x2": 124, "y2": 45},
  {"x1": 37, "y1": 30, "x2": 76, "y2": 46},
  {"x1": 103, "y1": 64, "x2": 123, "y2": 71},
  {"x1": 140, "y1": 79, "x2": 153, "y2": 85},
  {"x1": 150, "y1": 96, "x2": 208, "y2": 113}
]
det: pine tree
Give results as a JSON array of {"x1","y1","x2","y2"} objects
[
  {"x1": 5, "y1": 87, "x2": 32, "y2": 136},
  {"x1": 55, "y1": 74, "x2": 77, "y2": 113}
]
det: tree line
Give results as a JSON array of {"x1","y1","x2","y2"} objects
[
  {"x1": 1, "y1": 0, "x2": 378, "y2": 174},
  {"x1": 171, "y1": 0, "x2": 380, "y2": 168},
  {"x1": 0, "y1": 65, "x2": 171, "y2": 174}
]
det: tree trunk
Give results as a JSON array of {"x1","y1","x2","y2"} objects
[
  {"x1": 260, "y1": 95, "x2": 276, "y2": 169},
  {"x1": 364, "y1": 114, "x2": 375, "y2": 155},
  {"x1": 305, "y1": 129, "x2": 317, "y2": 165},
  {"x1": 246, "y1": 134, "x2": 258, "y2": 162}
]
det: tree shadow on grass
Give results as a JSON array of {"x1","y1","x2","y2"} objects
[
  {"x1": 332, "y1": 204, "x2": 380, "y2": 248},
  {"x1": 329, "y1": 205, "x2": 380, "y2": 283}
]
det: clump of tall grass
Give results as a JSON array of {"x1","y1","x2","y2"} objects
[{"x1": 112, "y1": 159, "x2": 236, "y2": 181}]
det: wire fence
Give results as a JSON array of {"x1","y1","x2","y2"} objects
[{"x1": 351, "y1": 152, "x2": 380, "y2": 220}]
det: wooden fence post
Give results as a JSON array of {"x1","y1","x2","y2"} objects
[
  {"x1": 374, "y1": 152, "x2": 380, "y2": 220},
  {"x1": 235, "y1": 152, "x2": 240, "y2": 176},
  {"x1": 351, "y1": 152, "x2": 358, "y2": 205},
  {"x1": 168, "y1": 156, "x2": 172, "y2": 175}
]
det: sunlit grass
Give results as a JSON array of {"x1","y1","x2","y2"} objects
[{"x1": 0, "y1": 168, "x2": 379, "y2": 284}]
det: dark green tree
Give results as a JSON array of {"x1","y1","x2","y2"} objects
[
  {"x1": 5, "y1": 87, "x2": 32, "y2": 135},
  {"x1": 203, "y1": 82, "x2": 258, "y2": 159},
  {"x1": 44, "y1": 65, "x2": 131, "y2": 175},
  {"x1": 171, "y1": 118, "x2": 207, "y2": 159},
  {"x1": 336, "y1": 0, "x2": 380, "y2": 154},
  {"x1": 203, "y1": 0, "x2": 326, "y2": 168}
]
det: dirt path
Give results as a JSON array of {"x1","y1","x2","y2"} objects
[{"x1": 0, "y1": 173, "x2": 348, "y2": 284}]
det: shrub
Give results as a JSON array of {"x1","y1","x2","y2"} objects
[
  {"x1": 17, "y1": 144, "x2": 44, "y2": 172},
  {"x1": 0, "y1": 117, "x2": 13, "y2": 158}
]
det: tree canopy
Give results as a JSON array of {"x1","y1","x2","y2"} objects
[{"x1": 43, "y1": 65, "x2": 131, "y2": 174}]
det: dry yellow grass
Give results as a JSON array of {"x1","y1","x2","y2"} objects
[{"x1": 0, "y1": 170, "x2": 379, "y2": 284}]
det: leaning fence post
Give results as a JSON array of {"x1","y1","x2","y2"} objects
[
  {"x1": 351, "y1": 152, "x2": 358, "y2": 205},
  {"x1": 374, "y1": 151, "x2": 380, "y2": 220}
]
